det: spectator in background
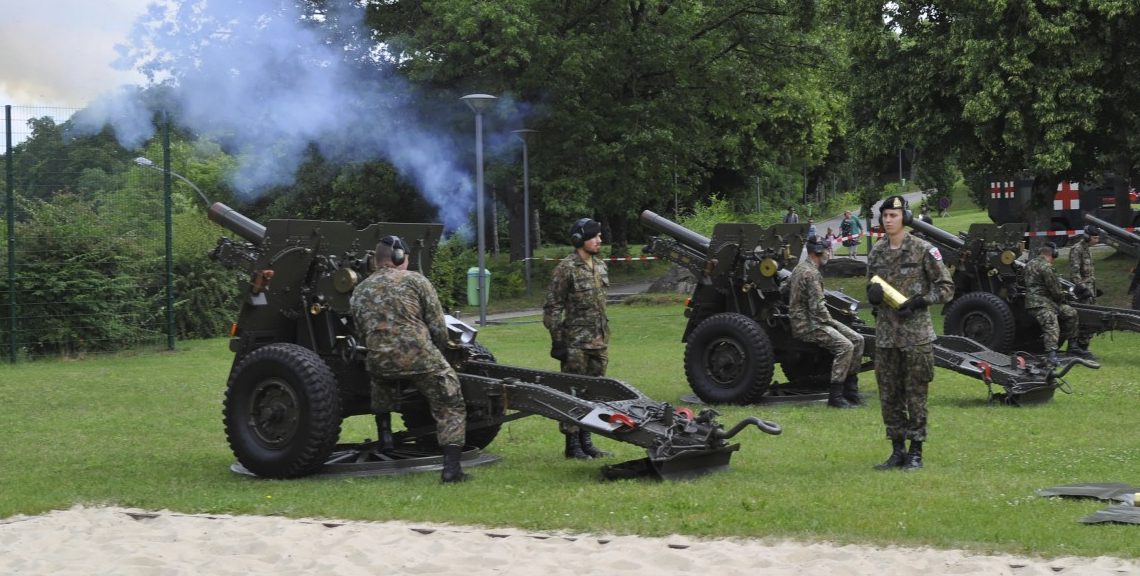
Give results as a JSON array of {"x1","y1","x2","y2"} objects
[
  {"x1": 840, "y1": 210, "x2": 863, "y2": 258},
  {"x1": 807, "y1": 218, "x2": 817, "y2": 240},
  {"x1": 783, "y1": 206, "x2": 799, "y2": 224}
]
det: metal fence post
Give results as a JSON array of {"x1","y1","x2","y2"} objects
[
  {"x1": 163, "y1": 113, "x2": 175, "y2": 351},
  {"x1": 5, "y1": 105, "x2": 14, "y2": 362}
]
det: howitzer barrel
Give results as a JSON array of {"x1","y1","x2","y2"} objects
[
  {"x1": 908, "y1": 216, "x2": 965, "y2": 249},
  {"x1": 1084, "y1": 213, "x2": 1140, "y2": 245},
  {"x1": 639, "y1": 210, "x2": 711, "y2": 253},
  {"x1": 208, "y1": 202, "x2": 267, "y2": 245}
]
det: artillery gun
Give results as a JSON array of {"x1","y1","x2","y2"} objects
[
  {"x1": 640, "y1": 210, "x2": 1097, "y2": 406},
  {"x1": 1082, "y1": 213, "x2": 1140, "y2": 310},
  {"x1": 907, "y1": 217, "x2": 1140, "y2": 353},
  {"x1": 206, "y1": 203, "x2": 781, "y2": 481}
]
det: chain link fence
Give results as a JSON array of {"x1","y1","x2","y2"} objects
[{"x1": 2, "y1": 104, "x2": 173, "y2": 361}]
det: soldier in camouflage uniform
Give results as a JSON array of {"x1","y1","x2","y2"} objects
[
  {"x1": 543, "y1": 217, "x2": 612, "y2": 460},
  {"x1": 1024, "y1": 241, "x2": 1088, "y2": 364},
  {"x1": 1069, "y1": 225, "x2": 1100, "y2": 355},
  {"x1": 350, "y1": 235, "x2": 470, "y2": 483},
  {"x1": 865, "y1": 195, "x2": 954, "y2": 471},
  {"x1": 788, "y1": 235, "x2": 866, "y2": 408}
]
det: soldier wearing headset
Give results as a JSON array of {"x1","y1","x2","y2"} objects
[
  {"x1": 787, "y1": 234, "x2": 866, "y2": 408},
  {"x1": 543, "y1": 217, "x2": 612, "y2": 460},
  {"x1": 350, "y1": 235, "x2": 470, "y2": 483},
  {"x1": 864, "y1": 195, "x2": 954, "y2": 472},
  {"x1": 1024, "y1": 240, "x2": 1090, "y2": 364}
]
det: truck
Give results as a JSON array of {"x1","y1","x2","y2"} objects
[
  {"x1": 986, "y1": 177, "x2": 1138, "y2": 247},
  {"x1": 205, "y1": 203, "x2": 782, "y2": 481},
  {"x1": 639, "y1": 210, "x2": 1096, "y2": 407}
]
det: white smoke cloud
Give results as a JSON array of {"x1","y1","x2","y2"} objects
[{"x1": 71, "y1": 0, "x2": 478, "y2": 230}]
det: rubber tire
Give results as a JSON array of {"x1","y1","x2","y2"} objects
[
  {"x1": 402, "y1": 341, "x2": 502, "y2": 451},
  {"x1": 223, "y1": 343, "x2": 342, "y2": 479},
  {"x1": 683, "y1": 312, "x2": 775, "y2": 405},
  {"x1": 943, "y1": 291, "x2": 1016, "y2": 352}
]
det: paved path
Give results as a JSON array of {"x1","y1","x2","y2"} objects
[{"x1": 471, "y1": 280, "x2": 654, "y2": 325}]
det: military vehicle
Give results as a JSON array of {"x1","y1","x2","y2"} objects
[
  {"x1": 906, "y1": 217, "x2": 1140, "y2": 353},
  {"x1": 205, "y1": 203, "x2": 781, "y2": 481},
  {"x1": 639, "y1": 210, "x2": 1096, "y2": 406},
  {"x1": 985, "y1": 177, "x2": 1138, "y2": 247}
]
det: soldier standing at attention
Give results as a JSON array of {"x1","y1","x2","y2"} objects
[
  {"x1": 1025, "y1": 241, "x2": 1089, "y2": 363},
  {"x1": 543, "y1": 217, "x2": 612, "y2": 460},
  {"x1": 865, "y1": 195, "x2": 954, "y2": 471},
  {"x1": 350, "y1": 235, "x2": 470, "y2": 483},
  {"x1": 788, "y1": 235, "x2": 866, "y2": 408},
  {"x1": 1069, "y1": 226, "x2": 1100, "y2": 357}
]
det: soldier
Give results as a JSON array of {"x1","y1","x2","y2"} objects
[
  {"x1": 865, "y1": 195, "x2": 954, "y2": 471},
  {"x1": 1069, "y1": 225, "x2": 1100, "y2": 357},
  {"x1": 788, "y1": 235, "x2": 866, "y2": 408},
  {"x1": 1025, "y1": 241, "x2": 1089, "y2": 363},
  {"x1": 350, "y1": 235, "x2": 470, "y2": 483},
  {"x1": 543, "y1": 217, "x2": 612, "y2": 460}
]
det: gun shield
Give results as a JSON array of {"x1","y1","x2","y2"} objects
[{"x1": 870, "y1": 275, "x2": 909, "y2": 310}]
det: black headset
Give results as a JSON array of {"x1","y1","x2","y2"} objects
[
  {"x1": 1044, "y1": 241, "x2": 1059, "y2": 259},
  {"x1": 380, "y1": 235, "x2": 407, "y2": 265},
  {"x1": 806, "y1": 235, "x2": 828, "y2": 256},
  {"x1": 570, "y1": 218, "x2": 596, "y2": 248},
  {"x1": 878, "y1": 195, "x2": 913, "y2": 229},
  {"x1": 1084, "y1": 225, "x2": 1100, "y2": 238}
]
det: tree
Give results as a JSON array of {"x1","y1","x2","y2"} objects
[{"x1": 845, "y1": 1, "x2": 1140, "y2": 234}]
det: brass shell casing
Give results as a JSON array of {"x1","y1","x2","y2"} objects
[{"x1": 870, "y1": 275, "x2": 909, "y2": 310}]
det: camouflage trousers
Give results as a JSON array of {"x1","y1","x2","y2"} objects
[
  {"x1": 370, "y1": 367, "x2": 466, "y2": 447},
  {"x1": 1028, "y1": 304, "x2": 1078, "y2": 351},
  {"x1": 559, "y1": 347, "x2": 608, "y2": 434},
  {"x1": 874, "y1": 343, "x2": 933, "y2": 442},
  {"x1": 799, "y1": 321, "x2": 865, "y2": 383}
]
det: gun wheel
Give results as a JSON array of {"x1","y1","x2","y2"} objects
[
  {"x1": 943, "y1": 292, "x2": 1016, "y2": 353},
  {"x1": 223, "y1": 343, "x2": 342, "y2": 479},
  {"x1": 684, "y1": 312, "x2": 774, "y2": 404}
]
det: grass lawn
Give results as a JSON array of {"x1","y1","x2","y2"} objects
[{"x1": 2, "y1": 295, "x2": 1138, "y2": 560}]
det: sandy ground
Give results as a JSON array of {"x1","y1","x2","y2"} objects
[{"x1": 1, "y1": 506, "x2": 1137, "y2": 575}]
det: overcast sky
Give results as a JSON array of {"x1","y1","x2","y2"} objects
[{"x1": 0, "y1": 0, "x2": 152, "y2": 109}]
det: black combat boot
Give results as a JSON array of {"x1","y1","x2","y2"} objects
[
  {"x1": 827, "y1": 382, "x2": 855, "y2": 408},
  {"x1": 874, "y1": 439, "x2": 907, "y2": 470},
  {"x1": 1046, "y1": 349, "x2": 1059, "y2": 366},
  {"x1": 374, "y1": 412, "x2": 395, "y2": 452},
  {"x1": 1066, "y1": 343, "x2": 1097, "y2": 361},
  {"x1": 578, "y1": 431, "x2": 611, "y2": 458},
  {"x1": 902, "y1": 440, "x2": 923, "y2": 471},
  {"x1": 564, "y1": 431, "x2": 591, "y2": 459},
  {"x1": 842, "y1": 374, "x2": 865, "y2": 406},
  {"x1": 440, "y1": 443, "x2": 470, "y2": 483}
]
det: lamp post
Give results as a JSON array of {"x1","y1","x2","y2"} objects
[
  {"x1": 511, "y1": 129, "x2": 537, "y2": 296},
  {"x1": 134, "y1": 157, "x2": 211, "y2": 207},
  {"x1": 461, "y1": 93, "x2": 497, "y2": 326}
]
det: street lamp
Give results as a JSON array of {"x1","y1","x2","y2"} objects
[
  {"x1": 460, "y1": 93, "x2": 497, "y2": 326},
  {"x1": 511, "y1": 128, "x2": 537, "y2": 296},
  {"x1": 134, "y1": 157, "x2": 211, "y2": 207}
]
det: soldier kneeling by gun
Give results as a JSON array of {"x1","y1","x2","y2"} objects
[
  {"x1": 1025, "y1": 241, "x2": 1092, "y2": 364},
  {"x1": 788, "y1": 235, "x2": 866, "y2": 408}
]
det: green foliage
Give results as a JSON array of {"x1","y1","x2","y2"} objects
[
  {"x1": 1, "y1": 194, "x2": 164, "y2": 357},
  {"x1": 427, "y1": 234, "x2": 475, "y2": 311}
]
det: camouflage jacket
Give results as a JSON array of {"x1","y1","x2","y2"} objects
[
  {"x1": 788, "y1": 258, "x2": 832, "y2": 337},
  {"x1": 1069, "y1": 239, "x2": 1096, "y2": 291},
  {"x1": 543, "y1": 252, "x2": 609, "y2": 349},
  {"x1": 1024, "y1": 255, "x2": 1067, "y2": 311},
  {"x1": 866, "y1": 232, "x2": 955, "y2": 348},
  {"x1": 350, "y1": 267, "x2": 450, "y2": 376}
]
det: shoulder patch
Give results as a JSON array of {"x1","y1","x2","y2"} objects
[{"x1": 929, "y1": 247, "x2": 942, "y2": 261}]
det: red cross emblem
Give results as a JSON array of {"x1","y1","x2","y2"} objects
[{"x1": 1054, "y1": 181, "x2": 1080, "y2": 211}]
